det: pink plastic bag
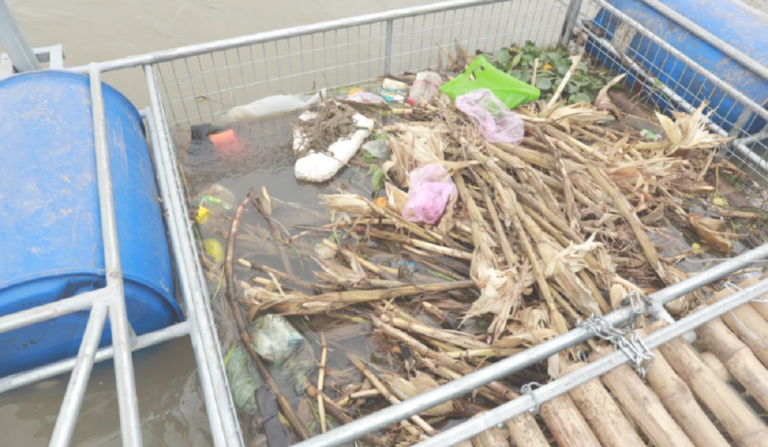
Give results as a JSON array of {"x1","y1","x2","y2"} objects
[
  {"x1": 455, "y1": 89, "x2": 524, "y2": 144},
  {"x1": 402, "y1": 164, "x2": 457, "y2": 225}
]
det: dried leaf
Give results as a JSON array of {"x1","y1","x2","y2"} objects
[
  {"x1": 383, "y1": 372, "x2": 453, "y2": 417},
  {"x1": 687, "y1": 213, "x2": 733, "y2": 253}
]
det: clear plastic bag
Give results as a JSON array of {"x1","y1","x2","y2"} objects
[
  {"x1": 407, "y1": 72, "x2": 442, "y2": 106},
  {"x1": 225, "y1": 89, "x2": 325, "y2": 121},
  {"x1": 455, "y1": 89, "x2": 525, "y2": 144},
  {"x1": 402, "y1": 164, "x2": 456, "y2": 225}
]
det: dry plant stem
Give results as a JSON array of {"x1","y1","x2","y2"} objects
[
  {"x1": 371, "y1": 316, "x2": 549, "y2": 445},
  {"x1": 238, "y1": 258, "x2": 321, "y2": 294},
  {"x1": 587, "y1": 165, "x2": 667, "y2": 281},
  {"x1": 304, "y1": 381, "x2": 389, "y2": 447},
  {"x1": 544, "y1": 53, "x2": 583, "y2": 113},
  {"x1": 368, "y1": 228, "x2": 473, "y2": 260},
  {"x1": 532, "y1": 125, "x2": 578, "y2": 230},
  {"x1": 506, "y1": 182, "x2": 564, "y2": 332},
  {"x1": 634, "y1": 329, "x2": 731, "y2": 447},
  {"x1": 649, "y1": 320, "x2": 768, "y2": 447},
  {"x1": 539, "y1": 394, "x2": 602, "y2": 447},
  {"x1": 591, "y1": 346, "x2": 694, "y2": 447},
  {"x1": 563, "y1": 362, "x2": 645, "y2": 447},
  {"x1": 695, "y1": 316, "x2": 768, "y2": 412},
  {"x1": 300, "y1": 280, "x2": 474, "y2": 308},
  {"x1": 317, "y1": 333, "x2": 328, "y2": 433},
  {"x1": 347, "y1": 354, "x2": 437, "y2": 436},
  {"x1": 253, "y1": 194, "x2": 295, "y2": 277},
  {"x1": 481, "y1": 186, "x2": 516, "y2": 266},
  {"x1": 225, "y1": 191, "x2": 311, "y2": 442}
]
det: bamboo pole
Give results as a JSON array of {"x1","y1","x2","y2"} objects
[
  {"x1": 700, "y1": 351, "x2": 733, "y2": 382},
  {"x1": 650, "y1": 320, "x2": 768, "y2": 447},
  {"x1": 634, "y1": 329, "x2": 731, "y2": 447},
  {"x1": 695, "y1": 316, "x2": 768, "y2": 412},
  {"x1": 710, "y1": 277, "x2": 768, "y2": 368},
  {"x1": 471, "y1": 426, "x2": 509, "y2": 447},
  {"x1": 591, "y1": 346, "x2": 695, "y2": 447},
  {"x1": 562, "y1": 362, "x2": 644, "y2": 447},
  {"x1": 539, "y1": 394, "x2": 602, "y2": 447}
]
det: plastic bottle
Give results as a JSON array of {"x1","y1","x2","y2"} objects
[{"x1": 407, "y1": 72, "x2": 442, "y2": 106}]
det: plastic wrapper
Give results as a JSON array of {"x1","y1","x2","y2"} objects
[
  {"x1": 250, "y1": 315, "x2": 305, "y2": 364},
  {"x1": 346, "y1": 91, "x2": 386, "y2": 104},
  {"x1": 225, "y1": 344, "x2": 261, "y2": 415},
  {"x1": 225, "y1": 90, "x2": 325, "y2": 121},
  {"x1": 407, "y1": 72, "x2": 442, "y2": 106},
  {"x1": 440, "y1": 55, "x2": 540, "y2": 109},
  {"x1": 456, "y1": 89, "x2": 524, "y2": 144},
  {"x1": 402, "y1": 164, "x2": 457, "y2": 225}
]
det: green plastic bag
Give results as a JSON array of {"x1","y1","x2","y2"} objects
[{"x1": 440, "y1": 55, "x2": 540, "y2": 109}]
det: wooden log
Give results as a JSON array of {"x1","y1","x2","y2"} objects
[
  {"x1": 539, "y1": 394, "x2": 601, "y2": 447},
  {"x1": 695, "y1": 316, "x2": 768, "y2": 412},
  {"x1": 562, "y1": 362, "x2": 644, "y2": 447},
  {"x1": 635, "y1": 329, "x2": 731, "y2": 447},
  {"x1": 650, "y1": 320, "x2": 768, "y2": 447},
  {"x1": 472, "y1": 426, "x2": 509, "y2": 447},
  {"x1": 709, "y1": 277, "x2": 768, "y2": 368},
  {"x1": 591, "y1": 346, "x2": 695, "y2": 447},
  {"x1": 505, "y1": 419, "x2": 549, "y2": 447},
  {"x1": 700, "y1": 351, "x2": 733, "y2": 382}
]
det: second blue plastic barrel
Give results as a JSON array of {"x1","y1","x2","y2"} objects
[
  {"x1": 0, "y1": 71, "x2": 181, "y2": 377},
  {"x1": 588, "y1": 0, "x2": 768, "y2": 135}
]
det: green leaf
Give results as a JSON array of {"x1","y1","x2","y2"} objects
[
  {"x1": 519, "y1": 71, "x2": 532, "y2": 83},
  {"x1": 371, "y1": 168, "x2": 385, "y2": 192},
  {"x1": 362, "y1": 151, "x2": 377, "y2": 164},
  {"x1": 547, "y1": 52, "x2": 563, "y2": 63},
  {"x1": 507, "y1": 69, "x2": 522, "y2": 79},
  {"x1": 493, "y1": 50, "x2": 510, "y2": 64},
  {"x1": 535, "y1": 77, "x2": 552, "y2": 90},
  {"x1": 566, "y1": 82, "x2": 580, "y2": 94},
  {"x1": 557, "y1": 60, "x2": 571, "y2": 75},
  {"x1": 569, "y1": 92, "x2": 592, "y2": 104},
  {"x1": 510, "y1": 53, "x2": 523, "y2": 69}
]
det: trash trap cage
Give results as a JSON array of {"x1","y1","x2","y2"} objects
[{"x1": 45, "y1": 0, "x2": 768, "y2": 446}]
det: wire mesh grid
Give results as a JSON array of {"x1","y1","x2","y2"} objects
[
  {"x1": 150, "y1": 0, "x2": 768, "y2": 189},
  {"x1": 153, "y1": 0, "x2": 570, "y2": 128},
  {"x1": 575, "y1": 0, "x2": 768, "y2": 191}
]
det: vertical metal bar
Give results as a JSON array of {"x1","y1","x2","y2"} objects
[
  {"x1": 384, "y1": 19, "x2": 393, "y2": 74},
  {"x1": 0, "y1": 0, "x2": 40, "y2": 72},
  {"x1": 144, "y1": 65, "x2": 243, "y2": 447},
  {"x1": 49, "y1": 303, "x2": 109, "y2": 447},
  {"x1": 560, "y1": 0, "x2": 583, "y2": 46},
  {"x1": 88, "y1": 64, "x2": 142, "y2": 447}
]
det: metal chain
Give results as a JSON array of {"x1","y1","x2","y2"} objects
[{"x1": 578, "y1": 300, "x2": 655, "y2": 379}]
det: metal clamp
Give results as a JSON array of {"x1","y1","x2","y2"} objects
[
  {"x1": 520, "y1": 382, "x2": 543, "y2": 415},
  {"x1": 578, "y1": 315, "x2": 655, "y2": 378}
]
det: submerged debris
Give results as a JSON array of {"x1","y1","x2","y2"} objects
[{"x1": 183, "y1": 41, "x2": 768, "y2": 446}]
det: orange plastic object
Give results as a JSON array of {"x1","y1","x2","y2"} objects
[{"x1": 209, "y1": 129, "x2": 246, "y2": 157}]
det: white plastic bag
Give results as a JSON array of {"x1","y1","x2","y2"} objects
[{"x1": 225, "y1": 89, "x2": 325, "y2": 121}]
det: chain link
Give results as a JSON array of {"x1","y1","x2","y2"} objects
[{"x1": 578, "y1": 303, "x2": 655, "y2": 379}]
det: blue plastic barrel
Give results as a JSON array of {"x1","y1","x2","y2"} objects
[
  {"x1": 588, "y1": 0, "x2": 768, "y2": 134},
  {"x1": 0, "y1": 71, "x2": 181, "y2": 377}
]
